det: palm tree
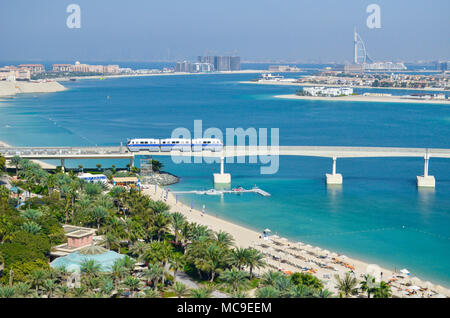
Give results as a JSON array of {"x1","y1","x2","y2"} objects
[
  {"x1": 219, "y1": 268, "x2": 249, "y2": 292},
  {"x1": 0, "y1": 285, "x2": 15, "y2": 298},
  {"x1": 122, "y1": 276, "x2": 141, "y2": 298},
  {"x1": 42, "y1": 279, "x2": 57, "y2": 298},
  {"x1": 111, "y1": 260, "x2": 127, "y2": 289},
  {"x1": 261, "y1": 270, "x2": 284, "y2": 286},
  {"x1": 244, "y1": 248, "x2": 265, "y2": 278},
  {"x1": 171, "y1": 212, "x2": 186, "y2": 244},
  {"x1": 57, "y1": 285, "x2": 71, "y2": 298},
  {"x1": 10, "y1": 155, "x2": 21, "y2": 176},
  {"x1": 360, "y1": 274, "x2": 377, "y2": 298},
  {"x1": 45, "y1": 174, "x2": 57, "y2": 196},
  {"x1": 169, "y1": 253, "x2": 185, "y2": 281},
  {"x1": 100, "y1": 277, "x2": 114, "y2": 296},
  {"x1": 80, "y1": 259, "x2": 101, "y2": 278},
  {"x1": 373, "y1": 281, "x2": 392, "y2": 298},
  {"x1": 215, "y1": 231, "x2": 235, "y2": 247},
  {"x1": 189, "y1": 286, "x2": 213, "y2": 298},
  {"x1": 14, "y1": 282, "x2": 32, "y2": 298},
  {"x1": 231, "y1": 248, "x2": 248, "y2": 270},
  {"x1": 91, "y1": 206, "x2": 108, "y2": 229},
  {"x1": 171, "y1": 282, "x2": 188, "y2": 298},
  {"x1": 334, "y1": 273, "x2": 358, "y2": 298},
  {"x1": 78, "y1": 164, "x2": 84, "y2": 172},
  {"x1": 150, "y1": 201, "x2": 170, "y2": 214},
  {"x1": 30, "y1": 269, "x2": 46, "y2": 294},
  {"x1": 150, "y1": 212, "x2": 171, "y2": 241},
  {"x1": 316, "y1": 289, "x2": 334, "y2": 298},
  {"x1": 96, "y1": 164, "x2": 102, "y2": 171},
  {"x1": 256, "y1": 286, "x2": 280, "y2": 298}
]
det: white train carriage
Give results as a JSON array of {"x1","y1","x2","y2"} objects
[
  {"x1": 127, "y1": 138, "x2": 160, "y2": 152},
  {"x1": 160, "y1": 138, "x2": 191, "y2": 152},
  {"x1": 192, "y1": 138, "x2": 223, "y2": 152}
]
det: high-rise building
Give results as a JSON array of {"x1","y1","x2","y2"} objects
[{"x1": 230, "y1": 56, "x2": 241, "y2": 71}]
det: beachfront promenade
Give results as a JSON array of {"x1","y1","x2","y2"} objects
[{"x1": 1, "y1": 145, "x2": 449, "y2": 187}]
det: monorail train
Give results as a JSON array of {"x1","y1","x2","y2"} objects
[{"x1": 126, "y1": 138, "x2": 223, "y2": 152}]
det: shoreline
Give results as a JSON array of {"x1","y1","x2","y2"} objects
[
  {"x1": 274, "y1": 94, "x2": 450, "y2": 105},
  {"x1": 142, "y1": 185, "x2": 450, "y2": 297},
  {"x1": 240, "y1": 80, "x2": 450, "y2": 93},
  {"x1": 44, "y1": 70, "x2": 267, "y2": 82}
]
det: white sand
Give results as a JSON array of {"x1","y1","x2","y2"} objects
[
  {"x1": 274, "y1": 94, "x2": 450, "y2": 105},
  {"x1": 0, "y1": 81, "x2": 66, "y2": 97},
  {"x1": 142, "y1": 185, "x2": 450, "y2": 298}
]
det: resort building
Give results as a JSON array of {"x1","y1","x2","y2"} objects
[
  {"x1": 52, "y1": 64, "x2": 73, "y2": 72},
  {"x1": 268, "y1": 65, "x2": 301, "y2": 72},
  {"x1": 50, "y1": 245, "x2": 127, "y2": 272},
  {"x1": 78, "y1": 173, "x2": 108, "y2": 183},
  {"x1": 18, "y1": 64, "x2": 45, "y2": 74},
  {"x1": 51, "y1": 225, "x2": 100, "y2": 257},
  {"x1": 302, "y1": 86, "x2": 354, "y2": 97},
  {"x1": 112, "y1": 177, "x2": 139, "y2": 187}
]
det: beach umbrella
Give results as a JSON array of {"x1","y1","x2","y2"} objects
[
  {"x1": 409, "y1": 285, "x2": 420, "y2": 291},
  {"x1": 322, "y1": 249, "x2": 330, "y2": 255},
  {"x1": 400, "y1": 268, "x2": 410, "y2": 275},
  {"x1": 340, "y1": 255, "x2": 348, "y2": 259},
  {"x1": 330, "y1": 252, "x2": 338, "y2": 258},
  {"x1": 264, "y1": 228, "x2": 271, "y2": 233}
]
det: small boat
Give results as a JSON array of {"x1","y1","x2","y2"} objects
[
  {"x1": 69, "y1": 78, "x2": 77, "y2": 81},
  {"x1": 205, "y1": 189, "x2": 220, "y2": 195},
  {"x1": 232, "y1": 187, "x2": 244, "y2": 192}
]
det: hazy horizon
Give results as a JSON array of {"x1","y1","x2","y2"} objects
[{"x1": 0, "y1": 0, "x2": 449, "y2": 63}]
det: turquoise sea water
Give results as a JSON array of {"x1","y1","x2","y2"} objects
[{"x1": 0, "y1": 72, "x2": 449, "y2": 286}]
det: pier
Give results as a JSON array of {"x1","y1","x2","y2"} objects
[
  {"x1": 171, "y1": 187, "x2": 271, "y2": 197},
  {"x1": 1, "y1": 145, "x2": 450, "y2": 188}
]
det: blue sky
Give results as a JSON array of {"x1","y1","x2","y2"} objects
[{"x1": 0, "y1": 0, "x2": 448, "y2": 62}]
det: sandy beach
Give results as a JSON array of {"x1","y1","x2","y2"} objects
[
  {"x1": 274, "y1": 94, "x2": 450, "y2": 105},
  {"x1": 142, "y1": 184, "x2": 450, "y2": 298},
  {"x1": 240, "y1": 80, "x2": 450, "y2": 93},
  {"x1": 0, "y1": 81, "x2": 66, "y2": 97}
]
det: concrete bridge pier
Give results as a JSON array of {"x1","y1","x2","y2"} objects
[
  {"x1": 214, "y1": 157, "x2": 231, "y2": 184},
  {"x1": 60, "y1": 159, "x2": 65, "y2": 172},
  {"x1": 417, "y1": 153, "x2": 435, "y2": 187},
  {"x1": 130, "y1": 156, "x2": 135, "y2": 169},
  {"x1": 326, "y1": 156, "x2": 343, "y2": 185}
]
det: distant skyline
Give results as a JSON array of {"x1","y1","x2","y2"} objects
[{"x1": 0, "y1": 0, "x2": 448, "y2": 63}]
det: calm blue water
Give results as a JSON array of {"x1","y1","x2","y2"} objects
[{"x1": 1, "y1": 72, "x2": 449, "y2": 286}]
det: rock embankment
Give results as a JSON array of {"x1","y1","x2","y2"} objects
[{"x1": 143, "y1": 172, "x2": 179, "y2": 186}]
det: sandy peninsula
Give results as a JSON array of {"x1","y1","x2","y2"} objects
[
  {"x1": 274, "y1": 94, "x2": 450, "y2": 105},
  {"x1": 240, "y1": 80, "x2": 450, "y2": 93},
  {"x1": 142, "y1": 185, "x2": 450, "y2": 298},
  {"x1": 0, "y1": 81, "x2": 66, "y2": 97}
]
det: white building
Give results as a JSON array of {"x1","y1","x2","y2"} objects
[
  {"x1": 78, "y1": 173, "x2": 107, "y2": 183},
  {"x1": 302, "y1": 86, "x2": 353, "y2": 97}
]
